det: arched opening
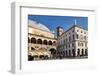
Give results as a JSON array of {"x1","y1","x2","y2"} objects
[
  {"x1": 62, "y1": 51, "x2": 65, "y2": 57},
  {"x1": 31, "y1": 37, "x2": 36, "y2": 44},
  {"x1": 59, "y1": 51, "x2": 63, "y2": 59},
  {"x1": 33, "y1": 55, "x2": 38, "y2": 59},
  {"x1": 77, "y1": 49, "x2": 80, "y2": 56},
  {"x1": 76, "y1": 34, "x2": 79, "y2": 39},
  {"x1": 43, "y1": 40, "x2": 47, "y2": 45},
  {"x1": 49, "y1": 48, "x2": 56, "y2": 54},
  {"x1": 28, "y1": 55, "x2": 34, "y2": 61},
  {"x1": 53, "y1": 41, "x2": 56, "y2": 45},
  {"x1": 44, "y1": 55, "x2": 49, "y2": 59},
  {"x1": 28, "y1": 37, "x2": 30, "y2": 43},
  {"x1": 69, "y1": 50, "x2": 71, "y2": 57},
  {"x1": 81, "y1": 49, "x2": 84, "y2": 56},
  {"x1": 39, "y1": 55, "x2": 44, "y2": 59},
  {"x1": 37, "y1": 39, "x2": 42, "y2": 44},
  {"x1": 66, "y1": 50, "x2": 68, "y2": 57},
  {"x1": 72, "y1": 49, "x2": 75, "y2": 57},
  {"x1": 73, "y1": 35, "x2": 74, "y2": 40},
  {"x1": 48, "y1": 40, "x2": 52, "y2": 45},
  {"x1": 49, "y1": 48, "x2": 56, "y2": 58},
  {"x1": 69, "y1": 36, "x2": 71, "y2": 41},
  {"x1": 85, "y1": 49, "x2": 88, "y2": 56}
]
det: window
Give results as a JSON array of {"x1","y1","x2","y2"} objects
[
  {"x1": 37, "y1": 39, "x2": 42, "y2": 44},
  {"x1": 66, "y1": 45, "x2": 67, "y2": 48},
  {"x1": 69, "y1": 36, "x2": 71, "y2": 41},
  {"x1": 48, "y1": 40, "x2": 52, "y2": 45},
  {"x1": 77, "y1": 49, "x2": 80, "y2": 56},
  {"x1": 43, "y1": 40, "x2": 47, "y2": 45},
  {"x1": 53, "y1": 41, "x2": 56, "y2": 45},
  {"x1": 77, "y1": 30, "x2": 79, "y2": 32},
  {"x1": 66, "y1": 38, "x2": 68, "y2": 42},
  {"x1": 69, "y1": 44, "x2": 70, "y2": 48},
  {"x1": 81, "y1": 31, "x2": 83, "y2": 33},
  {"x1": 72, "y1": 43, "x2": 74, "y2": 47},
  {"x1": 82, "y1": 43, "x2": 84, "y2": 46},
  {"x1": 85, "y1": 43, "x2": 87, "y2": 47},
  {"x1": 82, "y1": 49, "x2": 84, "y2": 55},
  {"x1": 73, "y1": 35, "x2": 74, "y2": 40},
  {"x1": 78, "y1": 42, "x2": 80, "y2": 46},
  {"x1": 76, "y1": 34, "x2": 79, "y2": 39},
  {"x1": 84, "y1": 36, "x2": 86, "y2": 40},
  {"x1": 31, "y1": 37, "x2": 36, "y2": 44},
  {"x1": 63, "y1": 40, "x2": 64, "y2": 44},
  {"x1": 72, "y1": 30, "x2": 74, "y2": 32}
]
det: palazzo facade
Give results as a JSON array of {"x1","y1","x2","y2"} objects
[
  {"x1": 57, "y1": 25, "x2": 88, "y2": 58},
  {"x1": 28, "y1": 20, "x2": 57, "y2": 61}
]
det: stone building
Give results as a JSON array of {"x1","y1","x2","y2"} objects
[
  {"x1": 28, "y1": 20, "x2": 57, "y2": 61},
  {"x1": 57, "y1": 25, "x2": 88, "y2": 58}
]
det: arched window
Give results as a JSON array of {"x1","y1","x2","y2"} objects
[
  {"x1": 72, "y1": 49, "x2": 75, "y2": 57},
  {"x1": 69, "y1": 50, "x2": 71, "y2": 56},
  {"x1": 53, "y1": 41, "x2": 56, "y2": 45},
  {"x1": 66, "y1": 38, "x2": 68, "y2": 42},
  {"x1": 85, "y1": 49, "x2": 88, "y2": 56},
  {"x1": 66, "y1": 51, "x2": 68, "y2": 56},
  {"x1": 85, "y1": 43, "x2": 87, "y2": 47},
  {"x1": 76, "y1": 34, "x2": 79, "y2": 39},
  {"x1": 69, "y1": 44, "x2": 70, "y2": 48},
  {"x1": 31, "y1": 37, "x2": 36, "y2": 44},
  {"x1": 82, "y1": 49, "x2": 84, "y2": 56},
  {"x1": 37, "y1": 39, "x2": 42, "y2": 44},
  {"x1": 62, "y1": 51, "x2": 65, "y2": 57},
  {"x1": 49, "y1": 48, "x2": 56, "y2": 54},
  {"x1": 77, "y1": 49, "x2": 80, "y2": 56},
  {"x1": 73, "y1": 35, "x2": 74, "y2": 40},
  {"x1": 43, "y1": 40, "x2": 47, "y2": 45},
  {"x1": 69, "y1": 36, "x2": 71, "y2": 41},
  {"x1": 28, "y1": 37, "x2": 30, "y2": 43},
  {"x1": 84, "y1": 36, "x2": 86, "y2": 40},
  {"x1": 48, "y1": 40, "x2": 52, "y2": 45}
]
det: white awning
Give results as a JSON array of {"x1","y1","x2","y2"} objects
[
  {"x1": 29, "y1": 52, "x2": 38, "y2": 56},
  {"x1": 29, "y1": 51, "x2": 51, "y2": 56}
]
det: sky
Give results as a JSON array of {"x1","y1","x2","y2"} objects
[{"x1": 28, "y1": 15, "x2": 88, "y2": 32}]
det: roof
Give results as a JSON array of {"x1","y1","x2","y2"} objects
[
  {"x1": 28, "y1": 19, "x2": 51, "y2": 32},
  {"x1": 58, "y1": 25, "x2": 88, "y2": 37}
]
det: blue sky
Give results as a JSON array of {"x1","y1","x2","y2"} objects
[{"x1": 28, "y1": 15, "x2": 88, "y2": 32}]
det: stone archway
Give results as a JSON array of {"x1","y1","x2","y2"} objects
[
  {"x1": 49, "y1": 48, "x2": 56, "y2": 58},
  {"x1": 48, "y1": 40, "x2": 52, "y2": 45},
  {"x1": 28, "y1": 55, "x2": 34, "y2": 61},
  {"x1": 66, "y1": 50, "x2": 68, "y2": 57},
  {"x1": 49, "y1": 48, "x2": 56, "y2": 54},
  {"x1": 77, "y1": 49, "x2": 80, "y2": 56},
  {"x1": 81, "y1": 49, "x2": 84, "y2": 56},
  {"x1": 43, "y1": 40, "x2": 47, "y2": 45},
  {"x1": 85, "y1": 49, "x2": 88, "y2": 56},
  {"x1": 72, "y1": 49, "x2": 75, "y2": 57},
  {"x1": 31, "y1": 37, "x2": 36, "y2": 44},
  {"x1": 37, "y1": 39, "x2": 42, "y2": 44},
  {"x1": 69, "y1": 50, "x2": 71, "y2": 57}
]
